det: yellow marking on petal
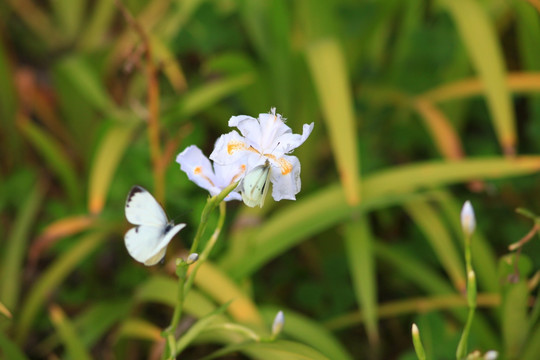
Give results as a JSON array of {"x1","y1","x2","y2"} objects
[
  {"x1": 263, "y1": 153, "x2": 277, "y2": 161},
  {"x1": 227, "y1": 141, "x2": 247, "y2": 155},
  {"x1": 278, "y1": 158, "x2": 292, "y2": 175},
  {"x1": 194, "y1": 166, "x2": 215, "y2": 186},
  {"x1": 230, "y1": 164, "x2": 247, "y2": 184}
]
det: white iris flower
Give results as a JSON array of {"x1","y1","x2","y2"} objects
[
  {"x1": 176, "y1": 145, "x2": 245, "y2": 201},
  {"x1": 210, "y1": 108, "x2": 314, "y2": 206}
]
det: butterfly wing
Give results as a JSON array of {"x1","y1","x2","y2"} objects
[
  {"x1": 125, "y1": 186, "x2": 168, "y2": 226},
  {"x1": 124, "y1": 223, "x2": 185, "y2": 266}
]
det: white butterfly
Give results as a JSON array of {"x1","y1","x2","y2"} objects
[
  {"x1": 241, "y1": 160, "x2": 271, "y2": 208},
  {"x1": 124, "y1": 186, "x2": 185, "y2": 266}
]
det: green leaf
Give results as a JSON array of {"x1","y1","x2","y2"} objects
[
  {"x1": 50, "y1": 0, "x2": 86, "y2": 40},
  {"x1": 175, "y1": 301, "x2": 232, "y2": 356},
  {"x1": 0, "y1": 181, "x2": 43, "y2": 314},
  {"x1": 260, "y1": 306, "x2": 353, "y2": 360},
  {"x1": 77, "y1": 0, "x2": 116, "y2": 50},
  {"x1": 116, "y1": 318, "x2": 161, "y2": 342},
  {"x1": 224, "y1": 156, "x2": 540, "y2": 279},
  {"x1": 502, "y1": 280, "x2": 529, "y2": 358},
  {"x1": 88, "y1": 121, "x2": 139, "y2": 214},
  {"x1": 0, "y1": 332, "x2": 28, "y2": 360},
  {"x1": 162, "y1": 72, "x2": 255, "y2": 125},
  {"x1": 344, "y1": 216, "x2": 379, "y2": 345},
  {"x1": 18, "y1": 119, "x2": 80, "y2": 204},
  {"x1": 38, "y1": 300, "x2": 131, "y2": 353},
  {"x1": 405, "y1": 198, "x2": 465, "y2": 292},
  {"x1": 16, "y1": 231, "x2": 107, "y2": 343},
  {"x1": 49, "y1": 304, "x2": 92, "y2": 360},
  {"x1": 134, "y1": 275, "x2": 220, "y2": 319},
  {"x1": 441, "y1": 0, "x2": 516, "y2": 154},
  {"x1": 55, "y1": 56, "x2": 118, "y2": 114},
  {"x1": 204, "y1": 339, "x2": 330, "y2": 360},
  {"x1": 305, "y1": 38, "x2": 360, "y2": 205}
]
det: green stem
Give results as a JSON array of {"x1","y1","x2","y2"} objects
[
  {"x1": 184, "y1": 201, "x2": 226, "y2": 296},
  {"x1": 204, "y1": 322, "x2": 261, "y2": 342},
  {"x1": 162, "y1": 183, "x2": 237, "y2": 359},
  {"x1": 456, "y1": 233, "x2": 477, "y2": 360},
  {"x1": 189, "y1": 181, "x2": 238, "y2": 253},
  {"x1": 456, "y1": 306, "x2": 476, "y2": 359}
]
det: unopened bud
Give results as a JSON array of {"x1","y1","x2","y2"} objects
[
  {"x1": 484, "y1": 350, "x2": 498, "y2": 360},
  {"x1": 461, "y1": 201, "x2": 476, "y2": 237},
  {"x1": 411, "y1": 323, "x2": 426, "y2": 360},
  {"x1": 186, "y1": 253, "x2": 199, "y2": 264},
  {"x1": 271, "y1": 310, "x2": 285, "y2": 337}
]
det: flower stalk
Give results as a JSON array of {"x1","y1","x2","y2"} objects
[
  {"x1": 161, "y1": 183, "x2": 236, "y2": 359},
  {"x1": 456, "y1": 201, "x2": 477, "y2": 360}
]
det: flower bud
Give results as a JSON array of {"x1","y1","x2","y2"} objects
[
  {"x1": 484, "y1": 350, "x2": 498, "y2": 360},
  {"x1": 271, "y1": 310, "x2": 285, "y2": 337},
  {"x1": 461, "y1": 201, "x2": 476, "y2": 237},
  {"x1": 186, "y1": 253, "x2": 199, "y2": 265}
]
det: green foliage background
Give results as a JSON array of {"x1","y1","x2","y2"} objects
[{"x1": 1, "y1": 0, "x2": 540, "y2": 359}]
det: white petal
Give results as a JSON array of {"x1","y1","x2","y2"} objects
[
  {"x1": 176, "y1": 145, "x2": 219, "y2": 194},
  {"x1": 270, "y1": 155, "x2": 301, "y2": 201},
  {"x1": 213, "y1": 162, "x2": 245, "y2": 200},
  {"x1": 273, "y1": 122, "x2": 314, "y2": 156},
  {"x1": 229, "y1": 114, "x2": 262, "y2": 147},
  {"x1": 210, "y1": 130, "x2": 254, "y2": 165},
  {"x1": 257, "y1": 110, "x2": 292, "y2": 151}
]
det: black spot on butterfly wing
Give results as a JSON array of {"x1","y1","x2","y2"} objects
[{"x1": 126, "y1": 185, "x2": 146, "y2": 208}]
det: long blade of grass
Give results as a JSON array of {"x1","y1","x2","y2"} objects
[
  {"x1": 0, "y1": 40, "x2": 17, "y2": 137},
  {"x1": 502, "y1": 280, "x2": 529, "y2": 358},
  {"x1": 134, "y1": 276, "x2": 221, "y2": 319},
  {"x1": 344, "y1": 216, "x2": 379, "y2": 346},
  {"x1": 260, "y1": 306, "x2": 353, "y2": 360},
  {"x1": 405, "y1": 198, "x2": 466, "y2": 292},
  {"x1": 15, "y1": 231, "x2": 107, "y2": 343},
  {"x1": 55, "y1": 56, "x2": 119, "y2": 114},
  {"x1": 49, "y1": 304, "x2": 92, "y2": 360},
  {"x1": 38, "y1": 300, "x2": 130, "y2": 354},
  {"x1": 17, "y1": 117, "x2": 80, "y2": 204},
  {"x1": 422, "y1": 72, "x2": 540, "y2": 103},
  {"x1": 175, "y1": 301, "x2": 232, "y2": 356},
  {"x1": 324, "y1": 293, "x2": 500, "y2": 331},
  {"x1": 162, "y1": 72, "x2": 255, "y2": 125},
  {"x1": 116, "y1": 318, "x2": 162, "y2": 342},
  {"x1": 521, "y1": 320, "x2": 540, "y2": 360},
  {"x1": 193, "y1": 262, "x2": 263, "y2": 325},
  {"x1": 5, "y1": 0, "x2": 62, "y2": 47},
  {"x1": 413, "y1": 98, "x2": 464, "y2": 160},
  {"x1": 224, "y1": 156, "x2": 540, "y2": 279},
  {"x1": 50, "y1": 0, "x2": 86, "y2": 40},
  {"x1": 305, "y1": 38, "x2": 360, "y2": 205},
  {"x1": 441, "y1": 0, "x2": 516, "y2": 154},
  {"x1": 375, "y1": 242, "x2": 498, "y2": 349},
  {"x1": 204, "y1": 340, "x2": 330, "y2": 360},
  {"x1": 78, "y1": 0, "x2": 117, "y2": 50},
  {"x1": 29, "y1": 215, "x2": 96, "y2": 266},
  {"x1": 116, "y1": 318, "x2": 162, "y2": 341},
  {"x1": 88, "y1": 122, "x2": 138, "y2": 214},
  {"x1": 0, "y1": 332, "x2": 28, "y2": 360},
  {"x1": 0, "y1": 181, "x2": 43, "y2": 313}
]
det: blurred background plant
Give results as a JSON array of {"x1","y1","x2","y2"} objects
[{"x1": 1, "y1": 0, "x2": 540, "y2": 359}]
